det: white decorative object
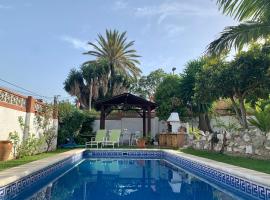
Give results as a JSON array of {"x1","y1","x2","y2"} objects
[{"x1": 167, "y1": 112, "x2": 180, "y2": 133}]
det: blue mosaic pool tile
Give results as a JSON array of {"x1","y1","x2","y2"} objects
[
  {"x1": 163, "y1": 151, "x2": 270, "y2": 200},
  {"x1": 0, "y1": 152, "x2": 83, "y2": 200},
  {"x1": 85, "y1": 150, "x2": 163, "y2": 159}
]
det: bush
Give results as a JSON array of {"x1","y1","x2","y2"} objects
[
  {"x1": 248, "y1": 103, "x2": 270, "y2": 133},
  {"x1": 57, "y1": 102, "x2": 95, "y2": 145}
]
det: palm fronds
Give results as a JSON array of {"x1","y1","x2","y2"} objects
[
  {"x1": 207, "y1": 21, "x2": 270, "y2": 54},
  {"x1": 216, "y1": 0, "x2": 270, "y2": 21}
]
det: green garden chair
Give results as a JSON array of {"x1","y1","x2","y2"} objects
[
  {"x1": 102, "y1": 129, "x2": 121, "y2": 148},
  {"x1": 85, "y1": 129, "x2": 106, "y2": 148}
]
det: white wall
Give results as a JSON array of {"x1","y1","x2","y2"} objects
[
  {"x1": 0, "y1": 107, "x2": 26, "y2": 141},
  {"x1": 93, "y1": 117, "x2": 165, "y2": 138},
  {"x1": 0, "y1": 106, "x2": 58, "y2": 153}
]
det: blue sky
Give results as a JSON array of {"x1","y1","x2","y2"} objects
[{"x1": 0, "y1": 0, "x2": 235, "y2": 101}]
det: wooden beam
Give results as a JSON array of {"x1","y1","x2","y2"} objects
[
  {"x1": 143, "y1": 110, "x2": 146, "y2": 137},
  {"x1": 147, "y1": 106, "x2": 151, "y2": 137},
  {"x1": 100, "y1": 105, "x2": 106, "y2": 129}
]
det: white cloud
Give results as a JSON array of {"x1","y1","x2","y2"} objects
[
  {"x1": 113, "y1": 0, "x2": 128, "y2": 10},
  {"x1": 135, "y1": 1, "x2": 217, "y2": 24},
  {"x1": 60, "y1": 36, "x2": 90, "y2": 51}
]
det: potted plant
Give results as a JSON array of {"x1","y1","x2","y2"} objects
[
  {"x1": 0, "y1": 140, "x2": 13, "y2": 161},
  {"x1": 136, "y1": 137, "x2": 146, "y2": 148}
]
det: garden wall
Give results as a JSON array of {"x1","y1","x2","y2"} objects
[
  {"x1": 0, "y1": 87, "x2": 58, "y2": 154},
  {"x1": 189, "y1": 129, "x2": 270, "y2": 159},
  {"x1": 93, "y1": 117, "x2": 166, "y2": 138}
]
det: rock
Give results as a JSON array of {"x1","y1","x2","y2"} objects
[
  {"x1": 239, "y1": 145, "x2": 245, "y2": 150},
  {"x1": 264, "y1": 140, "x2": 270, "y2": 150},
  {"x1": 245, "y1": 145, "x2": 253, "y2": 154},
  {"x1": 252, "y1": 135, "x2": 265, "y2": 148},
  {"x1": 266, "y1": 132, "x2": 270, "y2": 140},
  {"x1": 255, "y1": 149, "x2": 262, "y2": 156},
  {"x1": 243, "y1": 134, "x2": 250, "y2": 142},
  {"x1": 195, "y1": 142, "x2": 201, "y2": 149},
  {"x1": 201, "y1": 136, "x2": 206, "y2": 141},
  {"x1": 207, "y1": 135, "x2": 212, "y2": 142},
  {"x1": 217, "y1": 134, "x2": 224, "y2": 141},
  {"x1": 226, "y1": 147, "x2": 232, "y2": 152},
  {"x1": 226, "y1": 132, "x2": 232, "y2": 140}
]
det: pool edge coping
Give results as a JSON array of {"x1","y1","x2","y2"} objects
[
  {"x1": 0, "y1": 149, "x2": 85, "y2": 188},
  {"x1": 0, "y1": 148, "x2": 270, "y2": 190}
]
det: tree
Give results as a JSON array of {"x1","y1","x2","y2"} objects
[
  {"x1": 35, "y1": 104, "x2": 57, "y2": 152},
  {"x1": 155, "y1": 75, "x2": 187, "y2": 120},
  {"x1": 84, "y1": 29, "x2": 141, "y2": 94},
  {"x1": 64, "y1": 61, "x2": 132, "y2": 110},
  {"x1": 196, "y1": 45, "x2": 270, "y2": 128},
  {"x1": 81, "y1": 59, "x2": 109, "y2": 111},
  {"x1": 63, "y1": 69, "x2": 88, "y2": 108},
  {"x1": 130, "y1": 69, "x2": 167, "y2": 100},
  {"x1": 57, "y1": 101, "x2": 95, "y2": 145},
  {"x1": 207, "y1": 0, "x2": 270, "y2": 54},
  {"x1": 179, "y1": 58, "x2": 213, "y2": 132}
]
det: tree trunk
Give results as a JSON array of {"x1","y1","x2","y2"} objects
[
  {"x1": 230, "y1": 97, "x2": 242, "y2": 123},
  {"x1": 239, "y1": 96, "x2": 248, "y2": 129},
  {"x1": 198, "y1": 113, "x2": 212, "y2": 132},
  {"x1": 89, "y1": 79, "x2": 93, "y2": 111}
]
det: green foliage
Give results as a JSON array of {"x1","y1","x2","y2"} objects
[
  {"x1": 213, "y1": 116, "x2": 240, "y2": 132},
  {"x1": 58, "y1": 101, "x2": 95, "y2": 145},
  {"x1": 207, "y1": 0, "x2": 270, "y2": 54},
  {"x1": 9, "y1": 116, "x2": 45, "y2": 158},
  {"x1": 35, "y1": 105, "x2": 57, "y2": 152},
  {"x1": 248, "y1": 100, "x2": 270, "y2": 133},
  {"x1": 84, "y1": 29, "x2": 141, "y2": 77},
  {"x1": 130, "y1": 69, "x2": 167, "y2": 99},
  {"x1": 155, "y1": 75, "x2": 187, "y2": 120},
  {"x1": 16, "y1": 134, "x2": 44, "y2": 158},
  {"x1": 188, "y1": 127, "x2": 201, "y2": 140},
  {"x1": 196, "y1": 45, "x2": 270, "y2": 128},
  {"x1": 8, "y1": 131, "x2": 20, "y2": 157}
]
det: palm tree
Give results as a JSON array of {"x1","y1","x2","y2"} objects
[
  {"x1": 207, "y1": 0, "x2": 270, "y2": 54},
  {"x1": 84, "y1": 29, "x2": 141, "y2": 94},
  {"x1": 81, "y1": 59, "x2": 110, "y2": 111},
  {"x1": 64, "y1": 69, "x2": 87, "y2": 108}
]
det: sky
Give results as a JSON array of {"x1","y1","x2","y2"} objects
[{"x1": 0, "y1": 0, "x2": 236, "y2": 101}]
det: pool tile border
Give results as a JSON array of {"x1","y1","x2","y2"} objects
[
  {"x1": 163, "y1": 151, "x2": 270, "y2": 200},
  {"x1": 0, "y1": 150, "x2": 83, "y2": 200},
  {"x1": 0, "y1": 148, "x2": 270, "y2": 200}
]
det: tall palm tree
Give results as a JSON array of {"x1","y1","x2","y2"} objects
[
  {"x1": 207, "y1": 0, "x2": 270, "y2": 54},
  {"x1": 84, "y1": 29, "x2": 141, "y2": 94}
]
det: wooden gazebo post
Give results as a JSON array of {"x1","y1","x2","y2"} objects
[
  {"x1": 100, "y1": 105, "x2": 106, "y2": 129},
  {"x1": 147, "y1": 106, "x2": 151, "y2": 137},
  {"x1": 143, "y1": 110, "x2": 146, "y2": 137}
]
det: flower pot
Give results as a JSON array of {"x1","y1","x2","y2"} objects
[
  {"x1": 0, "y1": 141, "x2": 13, "y2": 161},
  {"x1": 136, "y1": 139, "x2": 146, "y2": 148}
]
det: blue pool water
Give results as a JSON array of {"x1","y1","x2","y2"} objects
[{"x1": 16, "y1": 159, "x2": 248, "y2": 200}]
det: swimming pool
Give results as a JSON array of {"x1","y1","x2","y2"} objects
[{"x1": 1, "y1": 149, "x2": 270, "y2": 200}]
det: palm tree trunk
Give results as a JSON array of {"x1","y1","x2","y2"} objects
[
  {"x1": 89, "y1": 79, "x2": 93, "y2": 111},
  {"x1": 198, "y1": 113, "x2": 212, "y2": 132}
]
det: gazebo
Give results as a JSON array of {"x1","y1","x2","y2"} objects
[{"x1": 95, "y1": 93, "x2": 157, "y2": 137}]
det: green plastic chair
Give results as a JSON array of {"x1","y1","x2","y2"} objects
[
  {"x1": 103, "y1": 129, "x2": 121, "y2": 148},
  {"x1": 85, "y1": 129, "x2": 106, "y2": 148}
]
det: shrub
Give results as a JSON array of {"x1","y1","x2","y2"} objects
[{"x1": 248, "y1": 104, "x2": 270, "y2": 133}]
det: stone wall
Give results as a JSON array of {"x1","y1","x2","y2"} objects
[{"x1": 189, "y1": 129, "x2": 270, "y2": 159}]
